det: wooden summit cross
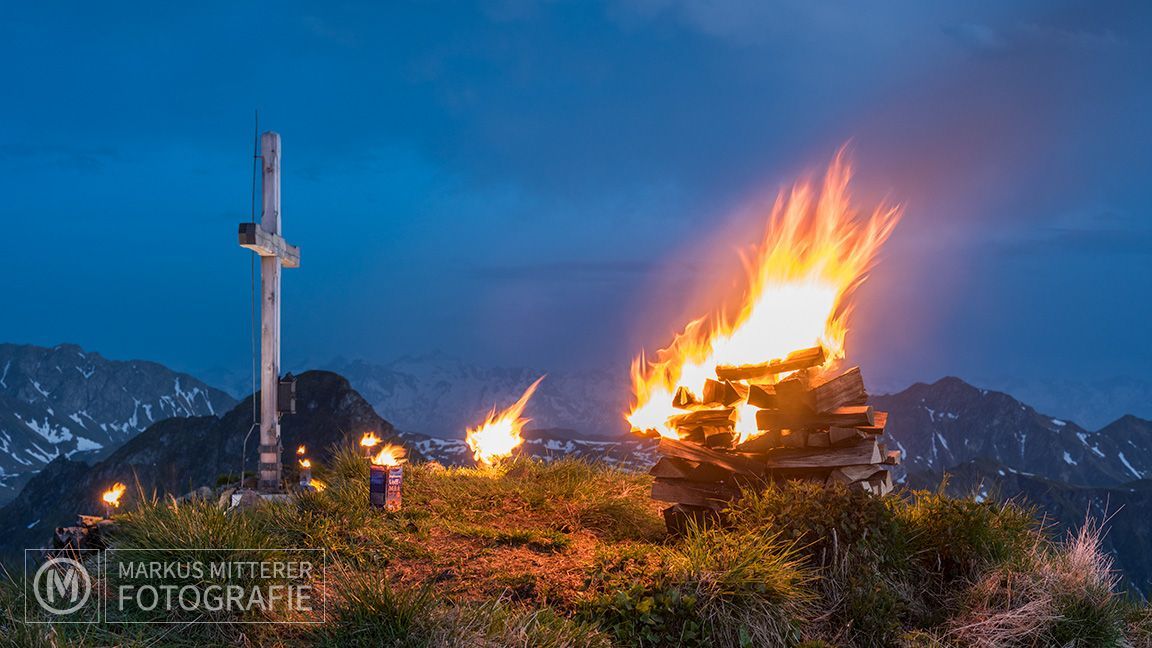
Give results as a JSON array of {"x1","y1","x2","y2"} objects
[{"x1": 238, "y1": 132, "x2": 300, "y2": 493}]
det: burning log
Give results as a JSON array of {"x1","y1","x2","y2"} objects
[
  {"x1": 754, "y1": 405, "x2": 874, "y2": 430},
  {"x1": 857, "y1": 411, "x2": 888, "y2": 435},
  {"x1": 776, "y1": 366, "x2": 866, "y2": 412},
  {"x1": 714, "y1": 346, "x2": 826, "y2": 382},
  {"x1": 702, "y1": 379, "x2": 745, "y2": 407},
  {"x1": 657, "y1": 437, "x2": 765, "y2": 477},
  {"x1": 672, "y1": 386, "x2": 698, "y2": 409},
  {"x1": 763, "y1": 437, "x2": 883, "y2": 469},
  {"x1": 666, "y1": 407, "x2": 736, "y2": 429},
  {"x1": 746, "y1": 383, "x2": 778, "y2": 409},
  {"x1": 648, "y1": 363, "x2": 897, "y2": 533}
]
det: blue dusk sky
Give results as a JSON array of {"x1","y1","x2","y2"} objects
[{"x1": 0, "y1": 0, "x2": 1149, "y2": 392}]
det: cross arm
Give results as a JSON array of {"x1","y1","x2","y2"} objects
[{"x1": 238, "y1": 223, "x2": 301, "y2": 268}]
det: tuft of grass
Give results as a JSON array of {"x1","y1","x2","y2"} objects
[
  {"x1": 581, "y1": 518, "x2": 810, "y2": 647},
  {"x1": 447, "y1": 522, "x2": 571, "y2": 552},
  {"x1": 311, "y1": 570, "x2": 435, "y2": 647},
  {"x1": 900, "y1": 488, "x2": 1038, "y2": 585},
  {"x1": 405, "y1": 457, "x2": 665, "y2": 543},
  {"x1": 947, "y1": 518, "x2": 1131, "y2": 648}
]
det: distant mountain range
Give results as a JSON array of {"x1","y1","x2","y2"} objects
[
  {"x1": 874, "y1": 377, "x2": 1151, "y2": 488},
  {"x1": 0, "y1": 344, "x2": 235, "y2": 503},
  {"x1": 0, "y1": 370, "x2": 402, "y2": 559},
  {"x1": 1, "y1": 344, "x2": 1149, "y2": 592},
  {"x1": 326, "y1": 354, "x2": 632, "y2": 439}
]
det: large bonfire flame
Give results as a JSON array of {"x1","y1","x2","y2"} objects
[
  {"x1": 628, "y1": 151, "x2": 901, "y2": 443},
  {"x1": 466, "y1": 376, "x2": 545, "y2": 467}
]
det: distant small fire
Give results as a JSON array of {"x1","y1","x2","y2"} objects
[
  {"x1": 299, "y1": 458, "x2": 312, "y2": 469},
  {"x1": 102, "y1": 482, "x2": 127, "y2": 509},
  {"x1": 371, "y1": 444, "x2": 407, "y2": 467},
  {"x1": 465, "y1": 376, "x2": 545, "y2": 467},
  {"x1": 297, "y1": 445, "x2": 306, "y2": 456},
  {"x1": 360, "y1": 432, "x2": 381, "y2": 453}
]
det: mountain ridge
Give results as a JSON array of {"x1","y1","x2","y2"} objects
[{"x1": 0, "y1": 343, "x2": 235, "y2": 503}]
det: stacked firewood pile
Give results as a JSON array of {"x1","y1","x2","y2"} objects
[{"x1": 648, "y1": 346, "x2": 900, "y2": 532}]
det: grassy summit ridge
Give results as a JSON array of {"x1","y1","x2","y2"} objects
[{"x1": 5, "y1": 450, "x2": 1150, "y2": 647}]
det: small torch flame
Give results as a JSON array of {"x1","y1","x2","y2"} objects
[
  {"x1": 102, "y1": 482, "x2": 127, "y2": 509},
  {"x1": 299, "y1": 458, "x2": 312, "y2": 469},
  {"x1": 360, "y1": 432, "x2": 381, "y2": 449},
  {"x1": 465, "y1": 376, "x2": 545, "y2": 467},
  {"x1": 371, "y1": 444, "x2": 407, "y2": 467},
  {"x1": 297, "y1": 445, "x2": 306, "y2": 455}
]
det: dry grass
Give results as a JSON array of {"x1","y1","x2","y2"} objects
[
  {"x1": 946, "y1": 518, "x2": 1129, "y2": 648},
  {"x1": 14, "y1": 450, "x2": 1150, "y2": 648}
]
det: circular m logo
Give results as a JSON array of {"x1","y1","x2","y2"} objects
[{"x1": 33, "y1": 557, "x2": 93, "y2": 615}]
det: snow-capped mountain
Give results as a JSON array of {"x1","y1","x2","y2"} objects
[
  {"x1": 328, "y1": 353, "x2": 632, "y2": 439},
  {"x1": 407, "y1": 427, "x2": 658, "y2": 471},
  {"x1": 873, "y1": 377, "x2": 1152, "y2": 488},
  {"x1": 333, "y1": 353, "x2": 1151, "y2": 489},
  {"x1": 0, "y1": 343, "x2": 235, "y2": 503}
]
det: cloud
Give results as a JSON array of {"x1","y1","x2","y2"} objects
[
  {"x1": 0, "y1": 143, "x2": 117, "y2": 173},
  {"x1": 943, "y1": 23, "x2": 1008, "y2": 54}
]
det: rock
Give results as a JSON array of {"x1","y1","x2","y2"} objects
[
  {"x1": 217, "y1": 487, "x2": 236, "y2": 509},
  {"x1": 230, "y1": 490, "x2": 262, "y2": 511}
]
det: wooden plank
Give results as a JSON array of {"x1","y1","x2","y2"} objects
[
  {"x1": 776, "y1": 367, "x2": 866, "y2": 412},
  {"x1": 672, "y1": 386, "x2": 698, "y2": 410},
  {"x1": 702, "y1": 379, "x2": 744, "y2": 407},
  {"x1": 763, "y1": 437, "x2": 881, "y2": 469},
  {"x1": 807, "y1": 431, "x2": 831, "y2": 448},
  {"x1": 827, "y1": 464, "x2": 886, "y2": 483},
  {"x1": 715, "y1": 346, "x2": 825, "y2": 382},
  {"x1": 755, "y1": 405, "x2": 874, "y2": 430},
  {"x1": 238, "y1": 223, "x2": 302, "y2": 268},
  {"x1": 651, "y1": 477, "x2": 740, "y2": 509},
  {"x1": 734, "y1": 429, "x2": 780, "y2": 453},
  {"x1": 746, "y1": 383, "x2": 777, "y2": 409},
  {"x1": 704, "y1": 429, "x2": 736, "y2": 449},
  {"x1": 256, "y1": 133, "x2": 283, "y2": 493},
  {"x1": 657, "y1": 437, "x2": 765, "y2": 477},
  {"x1": 868, "y1": 470, "x2": 894, "y2": 495},
  {"x1": 649, "y1": 457, "x2": 699, "y2": 479},
  {"x1": 667, "y1": 408, "x2": 736, "y2": 428},
  {"x1": 781, "y1": 429, "x2": 808, "y2": 448},
  {"x1": 828, "y1": 426, "x2": 866, "y2": 446},
  {"x1": 857, "y1": 411, "x2": 888, "y2": 434}
]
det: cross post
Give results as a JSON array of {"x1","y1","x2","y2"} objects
[{"x1": 238, "y1": 131, "x2": 300, "y2": 493}]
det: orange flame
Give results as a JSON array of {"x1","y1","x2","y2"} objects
[
  {"x1": 360, "y1": 432, "x2": 381, "y2": 448},
  {"x1": 299, "y1": 458, "x2": 312, "y2": 469},
  {"x1": 628, "y1": 151, "x2": 900, "y2": 442},
  {"x1": 465, "y1": 376, "x2": 545, "y2": 467},
  {"x1": 296, "y1": 445, "x2": 306, "y2": 455},
  {"x1": 102, "y1": 482, "x2": 127, "y2": 508},
  {"x1": 371, "y1": 444, "x2": 407, "y2": 467}
]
